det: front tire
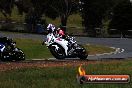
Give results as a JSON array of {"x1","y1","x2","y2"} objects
[
  {"x1": 13, "y1": 49, "x2": 25, "y2": 61},
  {"x1": 49, "y1": 44, "x2": 66, "y2": 59}
]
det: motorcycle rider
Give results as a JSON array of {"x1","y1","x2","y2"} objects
[
  {"x1": 56, "y1": 27, "x2": 65, "y2": 38},
  {"x1": 47, "y1": 23, "x2": 56, "y2": 34},
  {"x1": 44, "y1": 24, "x2": 88, "y2": 59},
  {"x1": 0, "y1": 37, "x2": 12, "y2": 57},
  {"x1": 45, "y1": 24, "x2": 65, "y2": 39},
  {"x1": 42, "y1": 24, "x2": 56, "y2": 45},
  {"x1": 56, "y1": 25, "x2": 65, "y2": 38},
  {"x1": 48, "y1": 24, "x2": 75, "y2": 42},
  {"x1": 46, "y1": 24, "x2": 76, "y2": 50}
]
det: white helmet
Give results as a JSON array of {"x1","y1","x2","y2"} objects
[{"x1": 47, "y1": 24, "x2": 55, "y2": 33}]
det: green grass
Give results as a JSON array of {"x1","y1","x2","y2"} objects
[
  {"x1": 13, "y1": 38, "x2": 114, "y2": 60},
  {"x1": 85, "y1": 44, "x2": 115, "y2": 55},
  {"x1": 0, "y1": 60, "x2": 131, "y2": 88},
  {"x1": 14, "y1": 38, "x2": 52, "y2": 59}
]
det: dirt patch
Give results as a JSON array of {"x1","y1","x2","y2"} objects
[{"x1": 0, "y1": 60, "x2": 98, "y2": 71}]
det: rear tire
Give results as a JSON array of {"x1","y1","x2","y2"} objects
[
  {"x1": 77, "y1": 45, "x2": 88, "y2": 60},
  {"x1": 79, "y1": 49, "x2": 88, "y2": 60},
  {"x1": 49, "y1": 44, "x2": 66, "y2": 59}
]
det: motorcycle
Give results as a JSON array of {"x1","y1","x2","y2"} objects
[
  {"x1": 43, "y1": 33, "x2": 88, "y2": 60},
  {"x1": 0, "y1": 37, "x2": 25, "y2": 61}
]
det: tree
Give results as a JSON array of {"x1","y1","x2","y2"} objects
[
  {"x1": 15, "y1": 0, "x2": 78, "y2": 32},
  {"x1": 15, "y1": 0, "x2": 37, "y2": 32},
  {"x1": 44, "y1": 0, "x2": 78, "y2": 32},
  {"x1": 109, "y1": 0, "x2": 132, "y2": 37},
  {"x1": 15, "y1": 0, "x2": 32, "y2": 15},
  {"x1": 80, "y1": 0, "x2": 123, "y2": 37},
  {"x1": 81, "y1": 0, "x2": 115, "y2": 37},
  {"x1": 0, "y1": 0, "x2": 14, "y2": 18}
]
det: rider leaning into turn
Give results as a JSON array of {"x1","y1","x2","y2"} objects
[
  {"x1": 47, "y1": 24, "x2": 66, "y2": 38},
  {"x1": 46, "y1": 24, "x2": 76, "y2": 49},
  {"x1": 0, "y1": 37, "x2": 13, "y2": 56},
  {"x1": 44, "y1": 24, "x2": 88, "y2": 59}
]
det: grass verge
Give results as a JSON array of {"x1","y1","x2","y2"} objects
[
  {"x1": 85, "y1": 44, "x2": 115, "y2": 55},
  {"x1": 14, "y1": 38, "x2": 52, "y2": 59},
  {"x1": 0, "y1": 60, "x2": 131, "y2": 88},
  {"x1": 14, "y1": 38, "x2": 115, "y2": 59}
]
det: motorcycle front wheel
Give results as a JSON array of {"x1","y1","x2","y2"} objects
[
  {"x1": 49, "y1": 44, "x2": 66, "y2": 59},
  {"x1": 13, "y1": 49, "x2": 25, "y2": 61}
]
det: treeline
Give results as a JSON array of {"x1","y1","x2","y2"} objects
[
  {"x1": 0, "y1": 0, "x2": 132, "y2": 37},
  {"x1": 81, "y1": 0, "x2": 132, "y2": 37},
  {"x1": 0, "y1": 0, "x2": 79, "y2": 32}
]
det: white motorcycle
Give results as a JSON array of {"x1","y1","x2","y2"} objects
[{"x1": 43, "y1": 33, "x2": 88, "y2": 60}]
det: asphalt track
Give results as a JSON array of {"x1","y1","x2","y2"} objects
[{"x1": 0, "y1": 31, "x2": 132, "y2": 60}]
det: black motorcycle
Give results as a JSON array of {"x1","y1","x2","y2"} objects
[{"x1": 0, "y1": 37, "x2": 25, "y2": 61}]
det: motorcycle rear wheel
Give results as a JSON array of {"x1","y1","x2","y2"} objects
[{"x1": 76, "y1": 45, "x2": 88, "y2": 60}]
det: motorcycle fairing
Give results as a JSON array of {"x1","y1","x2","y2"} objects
[
  {"x1": 0, "y1": 43, "x2": 5, "y2": 52},
  {"x1": 55, "y1": 38, "x2": 68, "y2": 55},
  {"x1": 45, "y1": 33, "x2": 69, "y2": 55}
]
